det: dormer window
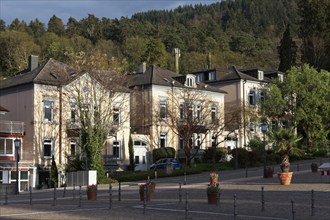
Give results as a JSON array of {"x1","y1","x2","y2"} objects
[
  {"x1": 209, "y1": 71, "x2": 216, "y2": 81},
  {"x1": 258, "y1": 71, "x2": 264, "y2": 80},
  {"x1": 185, "y1": 74, "x2": 196, "y2": 87},
  {"x1": 278, "y1": 74, "x2": 284, "y2": 82}
]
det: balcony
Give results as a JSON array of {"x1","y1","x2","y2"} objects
[
  {"x1": 0, "y1": 121, "x2": 24, "y2": 135},
  {"x1": 66, "y1": 120, "x2": 81, "y2": 137}
]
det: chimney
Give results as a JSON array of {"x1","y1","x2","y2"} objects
[
  {"x1": 138, "y1": 62, "x2": 147, "y2": 73},
  {"x1": 174, "y1": 48, "x2": 180, "y2": 73},
  {"x1": 29, "y1": 55, "x2": 38, "y2": 71}
]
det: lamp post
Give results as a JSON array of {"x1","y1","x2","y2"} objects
[
  {"x1": 14, "y1": 138, "x2": 21, "y2": 194},
  {"x1": 261, "y1": 122, "x2": 268, "y2": 178},
  {"x1": 234, "y1": 129, "x2": 239, "y2": 169}
]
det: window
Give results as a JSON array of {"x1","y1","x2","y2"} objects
[
  {"x1": 179, "y1": 135, "x2": 184, "y2": 149},
  {"x1": 70, "y1": 106, "x2": 76, "y2": 123},
  {"x1": 113, "y1": 141, "x2": 120, "y2": 159},
  {"x1": 187, "y1": 105, "x2": 193, "y2": 122},
  {"x1": 135, "y1": 156, "x2": 139, "y2": 164},
  {"x1": 196, "y1": 74, "x2": 204, "y2": 82},
  {"x1": 211, "y1": 107, "x2": 217, "y2": 124},
  {"x1": 260, "y1": 91, "x2": 265, "y2": 103},
  {"x1": 160, "y1": 133, "x2": 167, "y2": 148},
  {"x1": 248, "y1": 90, "x2": 256, "y2": 105},
  {"x1": 142, "y1": 156, "x2": 146, "y2": 164},
  {"x1": 70, "y1": 140, "x2": 76, "y2": 156},
  {"x1": 196, "y1": 105, "x2": 201, "y2": 119},
  {"x1": 43, "y1": 139, "x2": 53, "y2": 158},
  {"x1": 209, "y1": 71, "x2": 216, "y2": 81},
  {"x1": 185, "y1": 75, "x2": 196, "y2": 87},
  {"x1": 159, "y1": 101, "x2": 167, "y2": 119},
  {"x1": 44, "y1": 100, "x2": 54, "y2": 122},
  {"x1": 0, "y1": 138, "x2": 13, "y2": 155},
  {"x1": 258, "y1": 70, "x2": 264, "y2": 80},
  {"x1": 211, "y1": 135, "x2": 217, "y2": 148},
  {"x1": 179, "y1": 103, "x2": 184, "y2": 120},
  {"x1": 113, "y1": 106, "x2": 120, "y2": 125}
]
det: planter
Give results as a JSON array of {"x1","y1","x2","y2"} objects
[
  {"x1": 210, "y1": 178, "x2": 218, "y2": 185},
  {"x1": 207, "y1": 193, "x2": 219, "y2": 205},
  {"x1": 277, "y1": 172, "x2": 293, "y2": 185},
  {"x1": 87, "y1": 191, "x2": 97, "y2": 200},
  {"x1": 139, "y1": 191, "x2": 152, "y2": 201}
]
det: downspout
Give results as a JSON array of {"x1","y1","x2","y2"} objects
[
  {"x1": 243, "y1": 80, "x2": 247, "y2": 148},
  {"x1": 59, "y1": 86, "x2": 62, "y2": 164}
]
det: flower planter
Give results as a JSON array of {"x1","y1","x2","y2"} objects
[
  {"x1": 139, "y1": 191, "x2": 152, "y2": 201},
  {"x1": 207, "y1": 193, "x2": 218, "y2": 205},
  {"x1": 277, "y1": 172, "x2": 293, "y2": 185},
  {"x1": 87, "y1": 191, "x2": 97, "y2": 200}
]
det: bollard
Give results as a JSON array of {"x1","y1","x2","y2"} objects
[
  {"x1": 147, "y1": 176, "x2": 150, "y2": 181},
  {"x1": 291, "y1": 200, "x2": 295, "y2": 220},
  {"x1": 234, "y1": 194, "x2": 237, "y2": 220},
  {"x1": 109, "y1": 182, "x2": 112, "y2": 210},
  {"x1": 245, "y1": 166, "x2": 248, "y2": 178},
  {"x1": 143, "y1": 187, "x2": 146, "y2": 214},
  {"x1": 297, "y1": 163, "x2": 299, "y2": 172},
  {"x1": 183, "y1": 172, "x2": 187, "y2": 185},
  {"x1": 179, "y1": 183, "x2": 182, "y2": 204},
  {"x1": 78, "y1": 186, "x2": 82, "y2": 207},
  {"x1": 261, "y1": 186, "x2": 265, "y2": 211},
  {"x1": 63, "y1": 185, "x2": 66, "y2": 198},
  {"x1": 154, "y1": 170, "x2": 158, "y2": 180},
  {"x1": 4, "y1": 186, "x2": 8, "y2": 205},
  {"x1": 29, "y1": 186, "x2": 32, "y2": 205},
  {"x1": 185, "y1": 192, "x2": 189, "y2": 219},
  {"x1": 52, "y1": 184, "x2": 57, "y2": 206},
  {"x1": 216, "y1": 190, "x2": 220, "y2": 206},
  {"x1": 311, "y1": 190, "x2": 315, "y2": 216},
  {"x1": 118, "y1": 182, "x2": 121, "y2": 201},
  {"x1": 73, "y1": 184, "x2": 75, "y2": 200}
]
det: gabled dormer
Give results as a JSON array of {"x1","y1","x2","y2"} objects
[{"x1": 185, "y1": 74, "x2": 197, "y2": 88}]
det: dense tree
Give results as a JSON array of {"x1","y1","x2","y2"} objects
[
  {"x1": 298, "y1": 0, "x2": 330, "y2": 71},
  {"x1": 29, "y1": 19, "x2": 46, "y2": 38},
  {"x1": 47, "y1": 15, "x2": 65, "y2": 36},
  {"x1": 0, "y1": 19, "x2": 6, "y2": 31},
  {"x1": 277, "y1": 25, "x2": 297, "y2": 72}
]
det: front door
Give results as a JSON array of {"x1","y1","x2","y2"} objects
[{"x1": 133, "y1": 140, "x2": 149, "y2": 171}]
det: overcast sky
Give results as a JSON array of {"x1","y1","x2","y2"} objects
[{"x1": 0, "y1": 0, "x2": 220, "y2": 25}]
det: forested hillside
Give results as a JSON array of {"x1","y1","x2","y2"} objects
[{"x1": 0, "y1": 0, "x2": 329, "y2": 78}]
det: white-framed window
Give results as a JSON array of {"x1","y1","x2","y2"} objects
[
  {"x1": 160, "y1": 133, "x2": 167, "y2": 148},
  {"x1": 113, "y1": 141, "x2": 120, "y2": 159},
  {"x1": 211, "y1": 134, "x2": 217, "y2": 148},
  {"x1": 43, "y1": 139, "x2": 53, "y2": 159},
  {"x1": 260, "y1": 91, "x2": 265, "y2": 103},
  {"x1": 159, "y1": 101, "x2": 167, "y2": 119},
  {"x1": 70, "y1": 105, "x2": 76, "y2": 123},
  {"x1": 258, "y1": 70, "x2": 264, "y2": 80},
  {"x1": 211, "y1": 106, "x2": 217, "y2": 124},
  {"x1": 44, "y1": 100, "x2": 54, "y2": 122},
  {"x1": 185, "y1": 75, "x2": 196, "y2": 87},
  {"x1": 179, "y1": 103, "x2": 184, "y2": 120},
  {"x1": 196, "y1": 105, "x2": 201, "y2": 119},
  {"x1": 135, "y1": 156, "x2": 139, "y2": 164},
  {"x1": 187, "y1": 105, "x2": 193, "y2": 122},
  {"x1": 248, "y1": 90, "x2": 256, "y2": 105},
  {"x1": 113, "y1": 106, "x2": 120, "y2": 125},
  {"x1": 142, "y1": 156, "x2": 146, "y2": 164},
  {"x1": 0, "y1": 138, "x2": 14, "y2": 155},
  {"x1": 196, "y1": 73, "x2": 204, "y2": 82},
  {"x1": 70, "y1": 140, "x2": 77, "y2": 156}
]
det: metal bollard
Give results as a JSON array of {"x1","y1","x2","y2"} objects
[
  {"x1": 118, "y1": 182, "x2": 121, "y2": 201},
  {"x1": 185, "y1": 192, "x2": 189, "y2": 219},
  {"x1": 179, "y1": 183, "x2": 182, "y2": 204},
  {"x1": 78, "y1": 186, "x2": 82, "y2": 207},
  {"x1": 109, "y1": 182, "x2": 112, "y2": 210},
  {"x1": 183, "y1": 172, "x2": 187, "y2": 185},
  {"x1": 291, "y1": 200, "x2": 295, "y2": 220},
  {"x1": 52, "y1": 184, "x2": 57, "y2": 206},
  {"x1": 234, "y1": 194, "x2": 237, "y2": 220},
  {"x1": 4, "y1": 186, "x2": 8, "y2": 205},
  {"x1": 143, "y1": 187, "x2": 146, "y2": 214},
  {"x1": 29, "y1": 186, "x2": 32, "y2": 205},
  {"x1": 63, "y1": 185, "x2": 66, "y2": 198},
  {"x1": 261, "y1": 186, "x2": 265, "y2": 211},
  {"x1": 311, "y1": 190, "x2": 315, "y2": 216},
  {"x1": 154, "y1": 170, "x2": 158, "y2": 180},
  {"x1": 73, "y1": 184, "x2": 75, "y2": 200}
]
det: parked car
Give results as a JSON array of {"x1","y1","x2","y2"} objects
[{"x1": 150, "y1": 158, "x2": 181, "y2": 170}]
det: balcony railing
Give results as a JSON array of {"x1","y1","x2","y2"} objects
[{"x1": 0, "y1": 121, "x2": 24, "y2": 135}]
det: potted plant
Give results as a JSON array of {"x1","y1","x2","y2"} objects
[
  {"x1": 269, "y1": 128, "x2": 303, "y2": 185},
  {"x1": 149, "y1": 181, "x2": 156, "y2": 193},
  {"x1": 87, "y1": 184, "x2": 97, "y2": 200},
  {"x1": 206, "y1": 183, "x2": 220, "y2": 204},
  {"x1": 139, "y1": 183, "x2": 152, "y2": 201},
  {"x1": 311, "y1": 163, "x2": 318, "y2": 172},
  {"x1": 209, "y1": 172, "x2": 219, "y2": 184}
]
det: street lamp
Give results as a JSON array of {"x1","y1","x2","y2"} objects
[
  {"x1": 14, "y1": 138, "x2": 21, "y2": 194},
  {"x1": 234, "y1": 129, "x2": 239, "y2": 169},
  {"x1": 261, "y1": 122, "x2": 268, "y2": 178}
]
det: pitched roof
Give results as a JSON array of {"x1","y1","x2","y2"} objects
[
  {"x1": 0, "y1": 105, "x2": 9, "y2": 113},
  {"x1": 127, "y1": 65, "x2": 227, "y2": 94},
  {"x1": 0, "y1": 59, "x2": 78, "y2": 90}
]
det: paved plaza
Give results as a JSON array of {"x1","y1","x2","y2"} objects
[{"x1": 0, "y1": 158, "x2": 329, "y2": 220}]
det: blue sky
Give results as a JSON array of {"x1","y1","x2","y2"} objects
[{"x1": 0, "y1": 0, "x2": 220, "y2": 25}]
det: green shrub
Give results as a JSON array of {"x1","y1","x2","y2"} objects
[
  {"x1": 230, "y1": 148, "x2": 249, "y2": 168},
  {"x1": 152, "y1": 147, "x2": 175, "y2": 161},
  {"x1": 202, "y1": 147, "x2": 223, "y2": 163},
  {"x1": 50, "y1": 155, "x2": 58, "y2": 188}
]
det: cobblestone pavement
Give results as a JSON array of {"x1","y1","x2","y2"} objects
[{"x1": 0, "y1": 158, "x2": 329, "y2": 220}]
